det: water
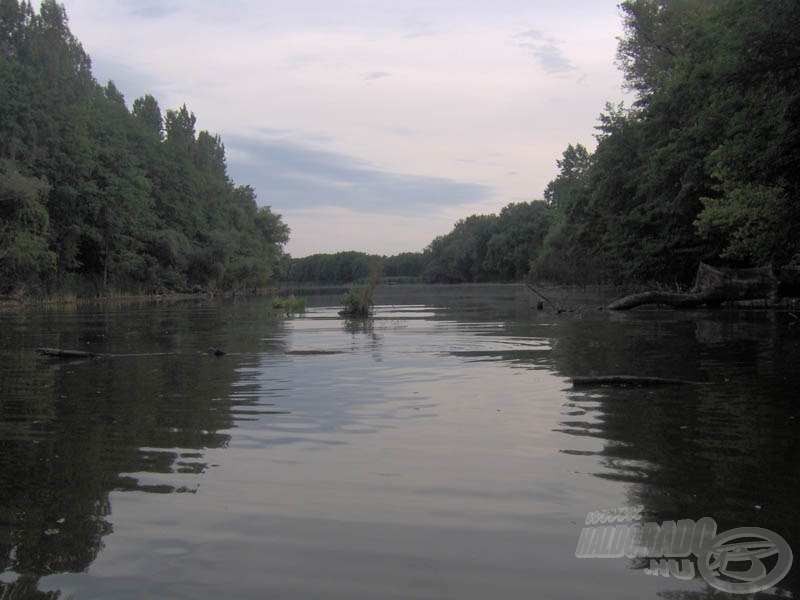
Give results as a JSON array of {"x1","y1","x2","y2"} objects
[{"x1": 0, "y1": 284, "x2": 798, "y2": 599}]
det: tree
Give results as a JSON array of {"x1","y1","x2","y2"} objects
[
  {"x1": 616, "y1": 0, "x2": 714, "y2": 99},
  {"x1": 132, "y1": 94, "x2": 163, "y2": 139},
  {"x1": 423, "y1": 214, "x2": 498, "y2": 283},
  {"x1": 483, "y1": 202, "x2": 552, "y2": 280},
  {"x1": 383, "y1": 252, "x2": 426, "y2": 279},
  {"x1": 0, "y1": 160, "x2": 55, "y2": 293},
  {"x1": 693, "y1": 0, "x2": 800, "y2": 266},
  {"x1": 164, "y1": 104, "x2": 196, "y2": 153},
  {"x1": 543, "y1": 144, "x2": 591, "y2": 211}
]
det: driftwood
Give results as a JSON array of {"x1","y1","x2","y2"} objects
[
  {"x1": 525, "y1": 282, "x2": 567, "y2": 313},
  {"x1": 37, "y1": 347, "x2": 98, "y2": 359},
  {"x1": 608, "y1": 263, "x2": 795, "y2": 311},
  {"x1": 571, "y1": 375, "x2": 702, "y2": 387},
  {"x1": 286, "y1": 350, "x2": 345, "y2": 355}
]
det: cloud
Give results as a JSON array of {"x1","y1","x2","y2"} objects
[
  {"x1": 225, "y1": 135, "x2": 491, "y2": 216},
  {"x1": 364, "y1": 71, "x2": 391, "y2": 81},
  {"x1": 87, "y1": 56, "x2": 173, "y2": 103},
  {"x1": 401, "y1": 16, "x2": 437, "y2": 39},
  {"x1": 118, "y1": 0, "x2": 182, "y2": 19},
  {"x1": 514, "y1": 29, "x2": 575, "y2": 74}
]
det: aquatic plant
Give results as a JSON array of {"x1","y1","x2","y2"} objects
[
  {"x1": 339, "y1": 270, "x2": 379, "y2": 318},
  {"x1": 271, "y1": 295, "x2": 306, "y2": 314}
]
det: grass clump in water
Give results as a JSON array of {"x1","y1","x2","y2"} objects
[
  {"x1": 339, "y1": 270, "x2": 379, "y2": 318},
  {"x1": 271, "y1": 295, "x2": 306, "y2": 314}
]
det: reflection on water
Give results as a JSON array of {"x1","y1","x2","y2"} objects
[{"x1": 0, "y1": 285, "x2": 797, "y2": 599}]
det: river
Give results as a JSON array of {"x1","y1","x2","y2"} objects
[{"x1": 0, "y1": 284, "x2": 797, "y2": 598}]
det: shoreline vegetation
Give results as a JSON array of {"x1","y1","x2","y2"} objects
[
  {"x1": 3, "y1": 281, "x2": 798, "y2": 316},
  {"x1": 1, "y1": 1, "x2": 289, "y2": 301},
  {"x1": 2, "y1": 2, "x2": 798, "y2": 306},
  {"x1": 0, "y1": 286, "x2": 284, "y2": 309}
]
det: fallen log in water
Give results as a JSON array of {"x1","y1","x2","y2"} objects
[
  {"x1": 571, "y1": 375, "x2": 700, "y2": 387},
  {"x1": 607, "y1": 291, "x2": 711, "y2": 311},
  {"x1": 37, "y1": 347, "x2": 99, "y2": 359},
  {"x1": 608, "y1": 263, "x2": 789, "y2": 310}
]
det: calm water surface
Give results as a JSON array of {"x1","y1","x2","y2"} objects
[{"x1": 0, "y1": 284, "x2": 798, "y2": 599}]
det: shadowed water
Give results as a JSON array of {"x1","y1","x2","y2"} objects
[{"x1": 0, "y1": 284, "x2": 797, "y2": 599}]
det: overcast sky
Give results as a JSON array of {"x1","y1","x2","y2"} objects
[{"x1": 60, "y1": 0, "x2": 631, "y2": 257}]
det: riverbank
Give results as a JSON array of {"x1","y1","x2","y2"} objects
[{"x1": 0, "y1": 287, "x2": 287, "y2": 310}]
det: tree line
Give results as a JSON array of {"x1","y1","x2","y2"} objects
[
  {"x1": 288, "y1": 1, "x2": 799, "y2": 286},
  {"x1": 281, "y1": 200, "x2": 551, "y2": 284},
  {"x1": 285, "y1": 251, "x2": 427, "y2": 284},
  {"x1": 0, "y1": 0, "x2": 289, "y2": 297},
  {"x1": 5, "y1": 0, "x2": 797, "y2": 293}
]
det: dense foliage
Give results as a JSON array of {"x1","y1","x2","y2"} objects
[
  {"x1": 0, "y1": 0, "x2": 289, "y2": 297},
  {"x1": 283, "y1": 251, "x2": 427, "y2": 284},
  {"x1": 535, "y1": 0, "x2": 800, "y2": 283},
  {"x1": 281, "y1": 201, "x2": 551, "y2": 285},
  {"x1": 423, "y1": 202, "x2": 552, "y2": 283},
  {"x1": 285, "y1": 251, "x2": 380, "y2": 284}
]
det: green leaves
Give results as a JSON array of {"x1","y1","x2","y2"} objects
[
  {"x1": 132, "y1": 94, "x2": 163, "y2": 139},
  {"x1": 534, "y1": 0, "x2": 800, "y2": 283},
  {"x1": 543, "y1": 143, "x2": 591, "y2": 211},
  {"x1": 0, "y1": 1, "x2": 290, "y2": 297},
  {"x1": 696, "y1": 184, "x2": 791, "y2": 264},
  {"x1": 0, "y1": 159, "x2": 55, "y2": 293},
  {"x1": 422, "y1": 203, "x2": 553, "y2": 283}
]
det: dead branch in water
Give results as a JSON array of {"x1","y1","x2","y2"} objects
[
  {"x1": 37, "y1": 347, "x2": 99, "y2": 359},
  {"x1": 525, "y1": 282, "x2": 565, "y2": 313},
  {"x1": 607, "y1": 263, "x2": 796, "y2": 310},
  {"x1": 571, "y1": 375, "x2": 703, "y2": 387}
]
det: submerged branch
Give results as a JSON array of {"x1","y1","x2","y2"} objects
[
  {"x1": 525, "y1": 282, "x2": 564, "y2": 312},
  {"x1": 37, "y1": 347, "x2": 99, "y2": 359},
  {"x1": 608, "y1": 263, "x2": 789, "y2": 310},
  {"x1": 571, "y1": 375, "x2": 703, "y2": 387}
]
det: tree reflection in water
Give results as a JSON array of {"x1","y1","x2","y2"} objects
[
  {"x1": 0, "y1": 300, "x2": 288, "y2": 596},
  {"x1": 554, "y1": 309, "x2": 800, "y2": 597}
]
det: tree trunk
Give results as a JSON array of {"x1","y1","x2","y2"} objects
[{"x1": 608, "y1": 263, "x2": 790, "y2": 310}]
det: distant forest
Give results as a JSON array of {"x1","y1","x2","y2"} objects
[
  {"x1": 283, "y1": 201, "x2": 550, "y2": 285},
  {"x1": 3, "y1": 1, "x2": 799, "y2": 295},
  {"x1": 287, "y1": 0, "x2": 800, "y2": 286},
  {"x1": 0, "y1": 0, "x2": 289, "y2": 297}
]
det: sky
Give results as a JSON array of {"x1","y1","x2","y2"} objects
[{"x1": 59, "y1": 0, "x2": 632, "y2": 257}]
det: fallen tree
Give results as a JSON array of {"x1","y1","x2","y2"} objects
[
  {"x1": 571, "y1": 375, "x2": 703, "y2": 387},
  {"x1": 608, "y1": 263, "x2": 800, "y2": 311},
  {"x1": 37, "y1": 347, "x2": 99, "y2": 359}
]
